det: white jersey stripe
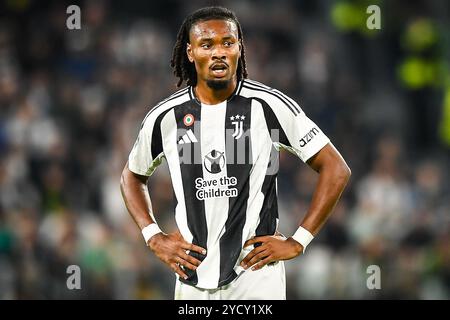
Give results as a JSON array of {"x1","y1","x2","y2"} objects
[
  {"x1": 195, "y1": 101, "x2": 229, "y2": 288},
  {"x1": 239, "y1": 85, "x2": 298, "y2": 147}
]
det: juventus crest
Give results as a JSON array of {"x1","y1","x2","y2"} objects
[{"x1": 230, "y1": 114, "x2": 245, "y2": 139}]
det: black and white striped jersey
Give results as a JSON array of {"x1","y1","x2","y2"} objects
[{"x1": 128, "y1": 79, "x2": 330, "y2": 289}]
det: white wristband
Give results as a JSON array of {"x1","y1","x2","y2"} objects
[
  {"x1": 141, "y1": 223, "x2": 162, "y2": 245},
  {"x1": 291, "y1": 226, "x2": 314, "y2": 253}
]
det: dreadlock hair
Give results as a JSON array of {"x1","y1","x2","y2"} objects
[{"x1": 171, "y1": 6, "x2": 248, "y2": 88}]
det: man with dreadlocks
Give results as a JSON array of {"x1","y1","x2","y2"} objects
[{"x1": 120, "y1": 6, "x2": 351, "y2": 299}]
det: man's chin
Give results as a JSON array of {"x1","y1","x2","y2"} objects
[{"x1": 206, "y1": 79, "x2": 231, "y2": 90}]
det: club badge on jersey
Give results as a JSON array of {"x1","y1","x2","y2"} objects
[{"x1": 230, "y1": 114, "x2": 245, "y2": 139}]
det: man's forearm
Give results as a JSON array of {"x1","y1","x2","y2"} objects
[
  {"x1": 300, "y1": 144, "x2": 351, "y2": 236},
  {"x1": 120, "y1": 164, "x2": 155, "y2": 230},
  {"x1": 300, "y1": 163, "x2": 350, "y2": 235}
]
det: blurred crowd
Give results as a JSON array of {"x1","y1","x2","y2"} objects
[{"x1": 0, "y1": 0, "x2": 449, "y2": 299}]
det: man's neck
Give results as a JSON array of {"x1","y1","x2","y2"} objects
[{"x1": 194, "y1": 77, "x2": 237, "y2": 105}]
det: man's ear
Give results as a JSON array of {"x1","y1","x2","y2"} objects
[{"x1": 186, "y1": 43, "x2": 194, "y2": 63}]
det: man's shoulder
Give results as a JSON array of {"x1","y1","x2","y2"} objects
[
  {"x1": 241, "y1": 78, "x2": 289, "y2": 98},
  {"x1": 142, "y1": 86, "x2": 192, "y2": 125},
  {"x1": 155, "y1": 86, "x2": 192, "y2": 109},
  {"x1": 242, "y1": 78, "x2": 276, "y2": 91},
  {"x1": 240, "y1": 79, "x2": 302, "y2": 115}
]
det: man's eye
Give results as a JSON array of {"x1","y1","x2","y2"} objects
[
  {"x1": 224, "y1": 41, "x2": 233, "y2": 47},
  {"x1": 201, "y1": 43, "x2": 210, "y2": 49}
]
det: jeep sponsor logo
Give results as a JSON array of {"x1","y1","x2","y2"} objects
[{"x1": 299, "y1": 127, "x2": 319, "y2": 147}]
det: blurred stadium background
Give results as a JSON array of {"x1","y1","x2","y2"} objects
[{"x1": 0, "y1": 0, "x2": 449, "y2": 299}]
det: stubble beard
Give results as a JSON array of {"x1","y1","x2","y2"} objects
[{"x1": 206, "y1": 79, "x2": 231, "y2": 91}]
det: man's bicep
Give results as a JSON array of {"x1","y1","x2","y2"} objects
[
  {"x1": 306, "y1": 143, "x2": 345, "y2": 173},
  {"x1": 124, "y1": 162, "x2": 149, "y2": 184}
]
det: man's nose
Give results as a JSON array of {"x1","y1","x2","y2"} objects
[{"x1": 212, "y1": 47, "x2": 226, "y2": 60}]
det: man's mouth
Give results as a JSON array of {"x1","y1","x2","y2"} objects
[{"x1": 210, "y1": 63, "x2": 228, "y2": 77}]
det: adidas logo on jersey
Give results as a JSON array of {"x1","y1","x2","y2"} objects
[{"x1": 178, "y1": 129, "x2": 198, "y2": 144}]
